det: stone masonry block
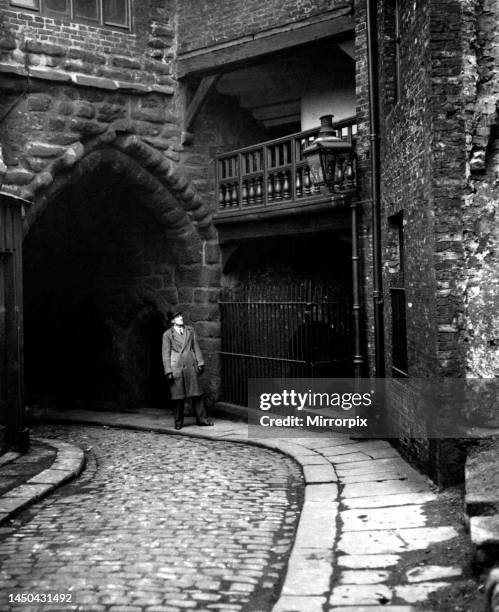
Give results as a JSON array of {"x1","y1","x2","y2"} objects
[
  {"x1": 465, "y1": 440, "x2": 499, "y2": 516},
  {"x1": 74, "y1": 102, "x2": 95, "y2": 119},
  {"x1": 112, "y1": 56, "x2": 142, "y2": 70},
  {"x1": 188, "y1": 304, "x2": 219, "y2": 323},
  {"x1": 177, "y1": 288, "x2": 193, "y2": 303},
  {"x1": 204, "y1": 241, "x2": 221, "y2": 264},
  {"x1": 96, "y1": 103, "x2": 127, "y2": 123},
  {"x1": 26, "y1": 143, "x2": 66, "y2": 158},
  {"x1": 194, "y1": 288, "x2": 220, "y2": 303},
  {"x1": 27, "y1": 94, "x2": 52, "y2": 111},
  {"x1": 25, "y1": 40, "x2": 66, "y2": 57},
  {"x1": 68, "y1": 48, "x2": 106, "y2": 65},
  {"x1": 194, "y1": 321, "x2": 220, "y2": 338},
  {"x1": 3, "y1": 168, "x2": 35, "y2": 185},
  {"x1": 57, "y1": 101, "x2": 74, "y2": 116}
]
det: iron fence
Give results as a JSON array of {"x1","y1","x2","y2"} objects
[{"x1": 220, "y1": 282, "x2": 353, "y2": 406}]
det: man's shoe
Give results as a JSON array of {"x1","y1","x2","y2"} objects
[
  {"x1": 174, "y1": 423, "x2": 183, "y2": 430},
  {"x1": 197, "y1": 420, "x2": 213, "y2": 426}
]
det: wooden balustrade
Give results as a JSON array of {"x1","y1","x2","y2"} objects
[{"x1": 216, "y1": 117, "x2": 357, "y2": 212}]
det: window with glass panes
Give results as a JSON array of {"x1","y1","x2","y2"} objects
[{"x1": 10, "y1": 0, "x2": 130, "y2": 30}]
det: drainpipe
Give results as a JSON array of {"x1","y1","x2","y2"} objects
[{"x1": 366, "y1": 0, "x2": 385, "y2": 378}]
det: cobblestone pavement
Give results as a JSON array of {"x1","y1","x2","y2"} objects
[{"x1": 0, "y1": 424, "x2": 303, "y2": 612}]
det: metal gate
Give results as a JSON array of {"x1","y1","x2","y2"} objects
[{"x1": 220, "y1": 282, "x2": 353, "y2": 406}]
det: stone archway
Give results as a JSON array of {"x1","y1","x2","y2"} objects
[{"x1": 23, "y1": 139, "x2": 220, "y2": 411}]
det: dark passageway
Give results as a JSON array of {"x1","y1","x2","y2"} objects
[{"x1": 23, "y1": 168, "x2": 170, "y2": 411}]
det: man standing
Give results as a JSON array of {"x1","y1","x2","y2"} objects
[{"x1": 162, "y1": 310, "x2": 213, "y2": 430}]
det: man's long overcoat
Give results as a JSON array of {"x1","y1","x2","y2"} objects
[{"x1": 162, "y1": 325, "x2": 204, "y2": 400}]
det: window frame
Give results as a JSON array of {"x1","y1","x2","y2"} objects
[
  {"x1": 9, "y1": 0, "x2": 132, "y2": 31},
  {"x1": 388, "y1": 212, "x2": 408, "y2": 378}
]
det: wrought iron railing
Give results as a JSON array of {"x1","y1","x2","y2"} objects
[
  {"x1": 220, "y1": 282, "x2": 353, "y2": 406},
  {"x1": 215, "y1": 117, "x2": 357, "y2": 212}
]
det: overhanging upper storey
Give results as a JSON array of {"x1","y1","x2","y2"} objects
[{"x1": 176, "y1": 9, "x2": 354, "y2": 79}]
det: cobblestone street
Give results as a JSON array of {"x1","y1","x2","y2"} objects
[{"x1": 0, "y1": 424, "x2": 303, "y2": 612}]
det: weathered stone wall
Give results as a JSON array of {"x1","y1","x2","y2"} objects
[
  {"x1": 461, "y1": 0, "x2": 499, "y2": 379},
  {"x1": 0, "y1": 1, "x2": 227, "y2": 408},
  {"x1": 177, "y1": 0, "x2": 353, "y2": 53},
  {"x1": 0, "y1": 0, "x2": 175, "y2": 93}
]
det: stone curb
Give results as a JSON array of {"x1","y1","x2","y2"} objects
[
  {"x1": 34, "y1": 413, "x2": 339, "y2": 611},
  {"x1": 0, "y1": 437, "x2": 85, "y2": 525}
]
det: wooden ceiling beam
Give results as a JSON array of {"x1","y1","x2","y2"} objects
[{"x1": 184, "y1": 74, "x2": 220, "y2": 132}]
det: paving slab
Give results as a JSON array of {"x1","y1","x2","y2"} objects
[
  {"x1": 319, "y1": 444, "x2": 370, "y2": 457},
  {"x1": 273, "y1": 595, "x2": 326, "y2": 612},
  {"x1": 302, "y1": 464, "x2": 337, "y2": 484},
  {"x1": 340, "y1": 505, "x2": 427, "y2": 531},
  {"x1": 281, "y1": 548, "x2": 334, "y2": 596},
  {"x1": 395, "y1": 582, "x2": 450, "y2": 603},
  {"x1": 27, "y1": 468, "x2": 75, "y2": 485},
  {"x1": 406, "y1": 565, "x2": 461, "y2": 582},
  {"x1": 337, "y1": 554, "x2": 401, "y2": 568},
  {"x1": 342, "y1": 480, "x2": 430, "y2": 499},
  {"x1": 342, "y1": 492, "x2": 438, "y2": 509},
  {"x1": 304, "y1": 483, "x2": 338, "y2": 503},
  {"x1": 338, "y1": 472, "x2": 426, "y2": 485},
  {"x1": 335, "y1": 458, "x2": 411, "y2": 475},
  {"x1": 339, "y1": 569, "x2": 391, "y2": 583},
  {"x1": 293, "y1": 502, "x2": 338, "y2": 548},
  {"x1": 337, "y1": 526, "x2": 458, "y2": 555},
  {"x1": 2, "y1": 482, "x2": 53, "y2": 498},
  {"x1": 326, "y1": 452, "x2": 374, "y2": 464},
  {"x1": 329, "y1": 584, "x2": 393, "y2": 606},
  {"x1": 295, "y1": 455, "x2": 332, "y2": 466}
]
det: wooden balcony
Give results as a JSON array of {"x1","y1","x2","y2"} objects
[{"x1": 214, "y1": 117, "x2": 357, "y2": 222}]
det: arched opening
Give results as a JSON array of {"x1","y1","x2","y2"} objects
[{"x1": 23, "y1": 155, "x2": 188, "y2": 411}]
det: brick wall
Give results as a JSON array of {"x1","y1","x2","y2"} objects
[
  {"x1": 375, "y1": 0, "x2": 497, "y2": 482},
  {"x1": 177, "y1": 0, "x2": 353, "y2": 53},
  {"x1": 375, "y1": 0, "x2": 455, "y2": 481}
]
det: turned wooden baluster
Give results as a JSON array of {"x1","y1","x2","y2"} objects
[
  {"x1": 256, "y1": 177, "x2": 263, "y2": 204},
  {"x1": 267, "y1": 175, "x2": 274, "y2": 202},
  {"x1": 248, "y1": 179, "x2": 255, "y2": 205},
  {"x1": 274, "y1": 173, "x2": 282, "y2": 200},
  {"x1": 296, "y1": 168, "x2": 303, "y2": 198},
  {"x1": 242, "y1": 180, "x2": 248, "y2": 206},
  {"x1": 231, "y1": 182, "x2": 238, "y2": 206},
  {"x1": 283, "y1": 171, "x2": 290, "y2": 199},
  {"x1": 224, "y1": 183, "x2": 232, "y2": 207},
  {"x1": 303, "y1": 167, "x2": 311, "y2": 196}
]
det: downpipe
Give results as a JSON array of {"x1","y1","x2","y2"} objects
[{"x1": 366, "y1": 0, "x2": 385, "y2": 379}]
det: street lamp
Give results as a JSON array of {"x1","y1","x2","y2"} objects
[{"x1": 303, "y1": 115, "x2": 354, "y2": 192}]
